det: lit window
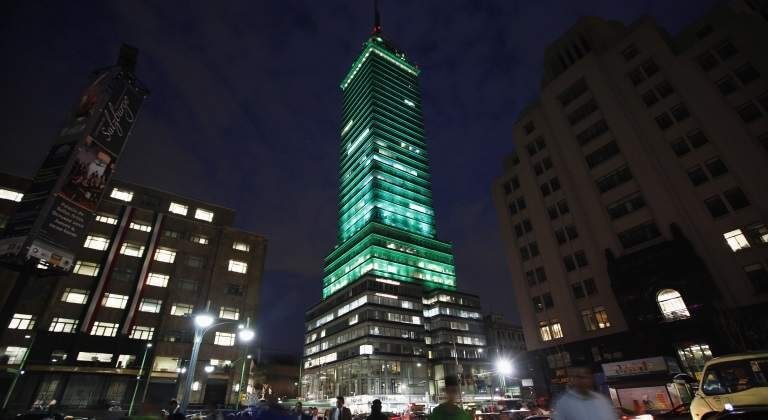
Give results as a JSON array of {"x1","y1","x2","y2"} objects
[
  {"x1": 594, "y1": 306, "x2": 611, "y2": 328},
  {"x1": 154, "y1": 247, "x2": 177, "y2": 263},
  {"x1": 233, "y1": 242, "x2": 250, "y2": 252},
  {"x1": 146, "y1": 272, "x2": 169, "y2": 287},
  {"x1": 49, "y1": 317, "x2": 79, "y2": 333},
  {"x1": 214, "y1": 332, "x2": 236, "y2": 346},
  {"x1": 677, "y1": 343, "x2": 714, "y2": 374},
  {"x1": 116, "y1": 354, "x2": 136, "y2": 368},
  {"x1": 61, "y1": 288, "x2": 89, "y2": 304},
  {"x1": 120, "y1": 242, "x2": 145, "y2": 257},
  {"x1": 102, "y1": 293, "x2": 128, "y2": 309},
  {"x1": 84, "y1": 235, "x2": 110, "y2": 251},
  {"x1": 4, "y1": 347, "x2": 28, "y2": 364},
  {"x1": 130, "y1": 325, "x2": 155, "y2": 340},
  {"x1": 110, "y1": 188, "x2": 133, "y2": 202},
  {"x1": 657, "y1": 289, "x2": 691, "y2": 321},
  {"x1": 0, "y1": 188, "x2": 24, "y2": 202},
  {"x1": 170, "y1": 303, "x2": 194, "y2": 316},
  {"x1": 130, "y1": 222, "x2": 152, "y2": 232},
  {"x1": 550, "y1": 320, "x2": 564, "y2": 339},
  {"x1": 190, "y1": 234, "x2": 209, "y2": 245},
  {"x1": 724, "y1": 229, "x2": 750, "y2": 252},
  {"x1": 219, "y1": 306, "x2": 240, "y2": 320},
  {"x1": 95, "y1": 214, "x2": 118, "y2": 225},
  {"x1": 73, "y1": 261, "x2": 100, "y2": 277},
  {"x1": 139, "y1": 298, "x2": 163, "y2": 313},
  {"x1": 90, "y1": 321, "x2": 119, "y2": 337},
  {"x1": 194, "y1": 208, "x2": 214, "y2": 222},
  {"x1": 539, "y1": 321, "x2": 552, "y2": 342},
  {"x1": 403, "y1": 98, "x2": 416, "y2": 107},
  {"x1": 77, "y1": 352, "x2": 113, "y2": 362},
  {"x1": 8, "y1": 313, "x2": 35, "y2": 330},
  {"x1": 360, "y1": 344, "x2": 374, "y2": 355},
  {"x1": 228, "y1": 259, "x2": 248, "y2": 274},
  {"x1": 169, "y1": 202, "x2": 188, "y2": 216}
]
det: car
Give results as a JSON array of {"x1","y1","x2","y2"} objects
[
  {"x1": 703, "y1": 405, "x2": 768, "y2": 419},
  {"x1": 690, "y1": 352, "x2": 768, "y2": 420}
]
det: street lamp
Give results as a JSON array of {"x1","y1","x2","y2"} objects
[
  {"x1": 238, "y1": 354, "x2": 253, "y2": 406},
  {"x1": 178, "y1": 314, "x2": 255, "y2": 413},
  {"x1": 1, "y1": 333, "x2": 35, "y2": 411},
  {"x1": 495, "y1": 358, "x2": 513, "y2": 397},
  {"x1": 128, "y1": 343, "x2": 153, "y2": 416}
]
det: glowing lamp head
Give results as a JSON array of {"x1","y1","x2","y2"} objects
[
  {"x1": 496, "y1": 359, "x2": 513, "y2": 376},
  {"x1": 238, "y1": 328, "x2": 256, "y2": 342},
  {"x1": 194, "y1": 313, "x2": 215, "y2": 328},
  {"x1": 204, "y1": 365, "x2": 215, "y2": 373}
]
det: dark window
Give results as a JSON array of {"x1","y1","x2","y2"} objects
[
  {"x1": 576, "y1": 119, "x2": 609, "y2": 146},
  {"x1": 112, "y1": 267, "x2": 136, "y2": 282},
  {"x1": 526, "y1": 142, "x2": 537, "y2": 156},
  {"x1": 567, "y1": 99, "x2": 599, "y2": 125},
  {"x1": 671, "y1": 103, "x2": 691, "y2": 122},
  {"x1": 572, "y1": 283, "x2": 585, "y2": 299},
  {"x1": 696, "y1": 25, "x2": 714, "y2": 39},
  {"x1": 705, "y1": 157, "x2": 728, "y2": 177},
  {"x1": 529, "y1": 242, "x2": 540, "y2": 257},
  {"x1": 585, "y1": 140, "x2": 620, "y2": 168},
  {"x1": 517, "y1": 197, "x2": 527, "y2": 210},
  {"x1": 536, "y1": 137, "x2": 546, "y2": 151},
  {"x1": 618, "y1": 222, "x2": 661, "y2": 248},
  {"x1": 503, "y1": 183, "x2": 511, "y2": 194},
  {"x1": 563, "y1": 255, "x2": 576, "y2": 272},
  {"x1": 550, "y1": 177, "x2": 561, "y2": 192},
  {"x1": 557, "y1": 199, "x2": 570, "y2": 215},
  {"x1": 534, "y1": 162, "x2": 543, "y2": 176},
  {"x1": 621, "y1": 44, "x2": 639, "y2": 61},
  {"x1": 687, "y1": 130, "x2": 709, "y2": 148},
  {"x1": 628, "y1": 68, "x2": 646, "y2": 85},
  {"x1": 655, "y1": 113, "x2": 674, "y2": 130},
  {"x1": 566, "y1": 225, "x2": 579, "y2": 240},
  {"x1": 523, "y1": 219, "x2": 533, "y2": 233},
  {"x1": 596, "y1": 165, "x2": 633, "y2": 192},
  {"x1": 716, "y1": 75, "x2": 740, "y2": 95},
  {"x1": 641, "y1": 90, "x2": 659, "y2": 107},
  {"x1": 671, "y1": 138, "x2": 692, "y2": 157},
  {"x1": 520, "y1": 246, "x2": 530, "y2": 261},
  {"x1": 511, "y1": 154, "x2": 520, "y2": 166},
  {"x1": 687, "y1": 166, "x2": 710, "y2": 186},
  {"x1": 540, "y1": 183, "x2": 551, "y2": 197},
  {"x1": 536, "y1": 267, "x2": 547, "y2": 283},
  {"x1": 608, "y1": 193, "x2": 646, "y2": 219},
  {"x1": 547, "y1": 206, "x2": 558, "y2": 220},
  {"x1": 744, "y1": 264, "x2": 768, "y2": 294},
  {"x1": 555, "y1": 228, "x2": 567, "y2": 245},
  {"x1": 761, "y1": 132, "x2": 768, "y2": 153},
  {"x1": 542, "y1": 292, "x2": 554, "y2": 309},
  {"x1": 511, "y1": 176, "x2": 520, "y2": 190},
  {"x1": 655, "y1": 81, "x2": 675, "y2": 98},
  {"x1": 759, "y1": 92, "x2": 768, "y2": 114},
  {"x1": 532, "y1": 296, "x2": 544, "y2": 312},
  {"x1": 734, "y1": 63, "x2": 760, "y2": 85},
  {"x1": 526, "y1": 270, "x2": 536, "y2": 287},
  {"x1": 226, "y1": 283, "x2": 244, "y2": 296},
  {"x1": 186, "y1": 255, "x2": 205, "y2": 268},
  {"x1": 177, "y1": 278, "x2": 198, "y2": 292},
  {"x1": 704, "y1": 195, "x2": 729, "y2": 218},
  {"x1": 584, "y1": 278, "x2": 598, "y2": 295},
  {"x1": 163, "y1": 230, "x2": 182, "y2": 239},
  {"x1": 715, "y1": 40, "x2": 738, "y2": 61},
  {"x1": 558, "y1": 78, "x2": 589, "y2": 107},
  {"x1": 575, "y1": 251, "x2": 589, "y2": 267},
  {"x1": 514, "y1": 223, "x2": 524, "y2": 238},
  {"x1": 524, "y1": 121, "x2": 535, "y2": 135},
  {"x1": 696, "y1": 51, "x2": 719, "y2": 71},
  {"x1": 723, "y1": 187, "x2": 750, "y2": 210},
  {"x1": 543, "y1": 157, "x2": 553, "y2": 170},
  {"x1": 737, "y1": 101, "x2": 763, "y2": 123},
  {"x1": 508, "y1": 202, "x2": 518, "y2": 215},
  {"x1": 641, "y1": 59, "x2": 659, "y2": 77}
]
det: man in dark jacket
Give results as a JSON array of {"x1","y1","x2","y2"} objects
[{"x1": 366, "y1": 399, "x2": 387, "y2": 420}]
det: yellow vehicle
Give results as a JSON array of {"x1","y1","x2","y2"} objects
[{"x1": 690, "y1": 352, "x2": 768, "y2": 420}]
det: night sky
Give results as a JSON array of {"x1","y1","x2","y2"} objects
[{"x1": 0, "y1": 1, "x2": 716, "y2": 355}]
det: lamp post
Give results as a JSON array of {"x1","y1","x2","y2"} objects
[
  {"x1": 238, "y1": 354, "x2": 252, "y2": 406},
  {"x1": 1, "y1": 333, "x2": 35, "y2": 412},
  {"x1": 495, "y1": 358, "x2": 513, "y2": 397},
  {"x1": 178, "y1": 313, "x2": 255, "y2": 413},
  {"x1": 128, "y1": 343, "x2": 153, "y2": 416}
]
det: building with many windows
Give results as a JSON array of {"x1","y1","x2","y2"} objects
[
  {"x1": 0, "y1": 173, "x2": 266, "y2": 410},
  {"x1": 491, "y1": 0, "x2": 768, "y2": 395},
  {"x1": 300, "y1": 10, "x2": 489, "y2": 412}
]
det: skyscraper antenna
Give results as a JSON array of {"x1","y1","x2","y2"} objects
[{"x1": 373, "y1": 0, "x2": 382, "y2": 34}]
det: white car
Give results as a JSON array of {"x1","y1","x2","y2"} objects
[{"x1": 690, "y1": 352, "x2": 768, "y2": 420}]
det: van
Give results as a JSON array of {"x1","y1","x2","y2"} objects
[{"x1": 690, "y1": 352, "x2": 768, "y2": 420}]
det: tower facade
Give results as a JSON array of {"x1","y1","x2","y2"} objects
[{"x1": 301, "y1": 12, "x2": 490, "y2": 412}]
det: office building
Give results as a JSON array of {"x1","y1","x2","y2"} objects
[
  {"x1": 491, "y1": 0, "x2": 768, "y2": 394},
  {"x1": 0, "y1": 173, "x2": 266, "y2": 410},
  {"x1": 300, "y1": 8, "x2": 489, "y2": 412}
]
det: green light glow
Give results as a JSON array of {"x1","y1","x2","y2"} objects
[{"x1": 323, "y1": 34, "x2": 456, "y2": 299}]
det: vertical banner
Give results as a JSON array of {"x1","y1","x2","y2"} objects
[{"x1": 0, "y1": 45, "x2": 148, "y2": 271}]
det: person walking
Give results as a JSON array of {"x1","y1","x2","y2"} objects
[
  {"x1": 162, "y1": 399, "x2": 185, "y2": 420},
  {"x1": 428, "y1": 375, "x2": 471, "y2": 420},
  {"x1": 366, "y1": 399, "x2": 387, "y2": 420},
  {"x1": 327, "y1": 396, "x2": 352, "y2": 420},
  {"x1": 552, "y1": 364, "x2": 615, "y2": 420},
  {"x1": 294, "y1": 402, "x2": 312, "y2": 420}
]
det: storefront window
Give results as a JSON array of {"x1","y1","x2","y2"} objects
[
  {"x1": 677, "y1": 343, "x2": 713, "y2": 377},
  {"x1": 657, "y1": 289, "x2": 690, "y2": 321}
]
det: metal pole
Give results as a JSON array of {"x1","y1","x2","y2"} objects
[
  {"x1": 237, "y1": 317, "x2": 251, "y2": 406},
  {"x1": 128, "y1": 344, "x2": 152, "y2": 416},
  {"x1": 179, "y1": 327, "x2": 203, "y2": 413},
  {"x1": 1, "y1": 334, "x2": 35, "y2": 412}
]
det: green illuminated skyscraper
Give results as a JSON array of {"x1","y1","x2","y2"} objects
[{"x1": 322, "y1": 14, "x2": 457, "y2": 299}]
